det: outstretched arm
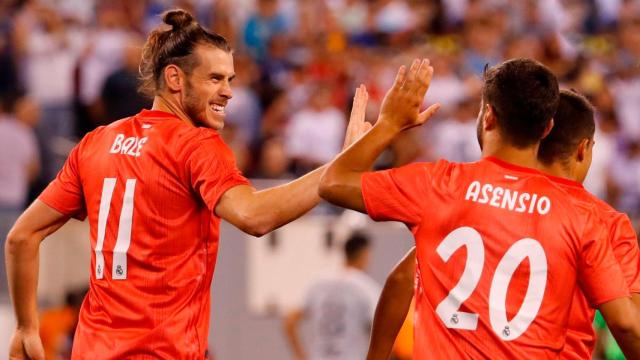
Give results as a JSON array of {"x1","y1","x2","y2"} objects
[
  {"x1": 319, "y1": 59, "x2": 440, "y2": 212},
  {"x1": 367, "y1": 247, "x2": 416, "y2": 360},
  {"x1": 215, "y1": 86, "x2": 372, "y2": 237},
  {"x1": 6, "y1": 200, "x2": 71, "y2": 360}
]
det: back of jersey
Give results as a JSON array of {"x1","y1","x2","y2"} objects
[
  {"x1": 39, "y1": 109, "x2": 248, "y2": 358},
  {"x1": 361, "y1": 157, "x2": 628, "y2": 359}
]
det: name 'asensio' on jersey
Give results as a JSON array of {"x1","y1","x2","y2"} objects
[{"x1": 464, "y1": 180, "x2": 551, "y2": 215}]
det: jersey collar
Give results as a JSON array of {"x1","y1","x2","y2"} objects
[{"x1": 483, "y1": 156, "x2": 584, "y2": 188}]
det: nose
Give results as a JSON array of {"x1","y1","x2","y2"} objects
[{"x1": 220, "y1": 80, "x2": 233, "y2": 100}]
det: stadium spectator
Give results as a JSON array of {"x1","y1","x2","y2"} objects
[
  {"x1": 100, "y1": 36, "x2": 152, "y2": 124},
  {"x1": 285, "y1": 84, "x2": 345, "y2": 175},
  {"x1": 283, "y1": 232, "x2": 380, "y2": 360},
  {"x1": 13, "y1": 2, "x2": 80, "y2": 186},
  {"x1": 0, "y1": 93, "x2": 39, "y2": 298},
  {"x1": 243, "y1": 0, "x2": 288, "y2": 61}
]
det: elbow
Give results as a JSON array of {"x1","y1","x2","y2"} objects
[
  {"x1": 235, "y1": 208, "x2": 273, "y2": 238},
  {"x1": 5, "y1": 227, "x2": 31, "y2": 256}
]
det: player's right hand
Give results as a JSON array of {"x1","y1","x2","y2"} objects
[
  {"x1": 9, "y1": 328, "x2": 45, "y2": 360},
  {"x1": 378, "y1": 58, "x2": 441, "y2": 132}
]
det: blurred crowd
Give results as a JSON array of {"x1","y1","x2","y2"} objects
[{"x1": 0, "y1": 0, "x2": 639, "y2": 224}]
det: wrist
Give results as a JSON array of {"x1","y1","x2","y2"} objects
[
  {"x1": 374, "y1": 116, "x2": 404, "y2": 135},
  {"x1": 16, "y1": 319, "x2": 39, "y2": 332}
]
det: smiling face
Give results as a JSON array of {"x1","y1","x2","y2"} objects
[{"x1": 182, "y1": 44, "x2": 235, "y2": 130}]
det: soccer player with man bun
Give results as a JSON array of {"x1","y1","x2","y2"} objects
[
  {"x1": 319, "y1": 58, "x2": 640, "y2": 358},
  {"x1": 6, "y1": 9, "x2": 369, "y2": 359}
]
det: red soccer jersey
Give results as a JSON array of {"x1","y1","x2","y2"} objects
[
  {"x1": 361, "y1": 157, "x2": 629, "y2": 360},
  {"x1": 553, "y1": 178, "x2": 640, "y2": 360},
  {"x1": 39, "y1": 109, "x2": 249, "y2": 359}
]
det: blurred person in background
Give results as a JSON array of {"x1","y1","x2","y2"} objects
[
  {"x1": 608, "y1": 140, "x2": 640, "y2": 219},
  {"x1": 223, "y1": 53, "x2": 263, "y2": 147},
  {"x1": 75, "y1": 0, "x2": 132, "y2": 135},
  {"x1": 13, "y1": 1, "x2": 82, "y2": 190},
  {"x1": 0, "y1": 92, "x2": 40, "y2": 299},
  {"x1": 243, "y1": 0, "x2": 288, "y2": 62},
  {"x1": 251, "y1": 136, "x2": 292, "y2": 179},
  {"x1": 463, "y1": 13, "x2": 504, "y2": 74},
  {"x1": 430, "y1": 96, "x2": 481, "y2": 163},
  {"x1": 99, "y1": 36, "x2": 152, "y2": 124},
  {"x1": 283, "y1": 232, "x2": 380, "y2": 360},
  {"x1": 39, "y1": 287, "x2": 86, "y2": 360},
  {"x1": 609, "y1": 13, "x2": 640, "y2": 141},
  {"x1": 0, "y1": 1, "x2": 20, "y2": 98},
  {"x1": 584, "y1": 111, "x2": 620, "y2": 202},
  {"x1": 285, "y1": 83, "x2": 345, "y2": 176}
]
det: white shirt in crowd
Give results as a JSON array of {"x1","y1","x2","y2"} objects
[
  {"x1": 302, "y1": 267, "x2": 381, "y2": 360},
  {"x1": 0, "y1": 116, "x2": 38, "y2": 208},
  {"x1": 285, "y1": 107, "x2": 345, "y2": 164}
]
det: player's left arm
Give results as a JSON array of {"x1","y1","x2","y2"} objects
[
  {"x1": 215, "y1": 86, "x2": 372, "y2": 237},
  {"x1": 367, "y1": 247, "x2": 416, "y2": 360},
  {"x1": 319, "y1": 59, "x2": 440, "y2": 212},
  {"x1": 6, "y1": 200, "x2": 71, "y2": 360}
]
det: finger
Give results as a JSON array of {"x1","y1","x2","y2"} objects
[
  {"x1": 350, "y1": 85, "x2": 366, "y2": 123},
  {"x1": 405, "y1": 59, "x2": 421, "y2": 89},
  {"x1": 358, "y1": 85, "x2": 368, "y2": 124},
  {"x1": 349, "y1": 86, "x2": 362, "y2": 123},
  {"x1": 417, "y1": 59, "x2": 431, "y2": 86},
  {"x1": 391, "y1": 65, "x2": 407, "y2": 91},
  {"x1": 416, "y1": 103, "x2": 441, "y2": 125}
]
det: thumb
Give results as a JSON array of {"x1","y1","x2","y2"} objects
[
  {"x1": 23, "y1": 335, "x2": 45, "y2": 360},
  {"x1": 417, "y1": 103, "x2": 441, "y2": 126}
]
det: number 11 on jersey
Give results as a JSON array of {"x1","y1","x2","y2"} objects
[{"x1": 95, "y1": 178, "x2": 136, "y2": 280}]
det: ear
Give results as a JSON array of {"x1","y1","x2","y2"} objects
[
  {"x1": 484, "y1": 104, "x2": 497, "y2": 130},
  {"x1": 541, "y1": 118, "x2": 554, "y2": 139},
  {"x1": 576, "y1": 138, "x2": 590, "y2": 162},
  {"x1": 163, "y1": 64, "x2": 184, "y2": 92}
]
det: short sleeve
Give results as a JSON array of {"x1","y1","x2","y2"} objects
[
  {"x1": 609, "y1": 213, "x2": 640, "y2": 293},
  {"x1": 184, "y1": 132, "x2": 249, "y2": 212},
  {"x1": 361, "y1": 162, "x2": 436, "y2": 227},
  {"x1": 38, "y1": 142, "x2": 86, "y2": 220},
  {"x1": 577, "y1": 214, "x2": 630, "y2": 307}
]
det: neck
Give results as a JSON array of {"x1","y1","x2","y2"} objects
[
  {"x1": 345, "y1": 262, "x2": 363, "y2": 271},
  {"x1": 540, "y1": 161, "x2": 575, "y2": 181},
  {"x1": 151, "y1": 95, "x2": 195, "y2": 126},
  {"x1": 481, "y1": 133, "x2": 540, "y2": 169},
  {"x1": 482, "y1": 144, "x2": 540, "y2": 169}
]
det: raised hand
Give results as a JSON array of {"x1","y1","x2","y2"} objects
[
  {"x1": 378, "y1": 59, "x2": 441, "y2": 132},
  {"x1": 343, "y1": 84, "x2": 373, "y2": 149}
]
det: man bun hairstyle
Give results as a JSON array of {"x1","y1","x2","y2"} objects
[
  {"x1": 139, "y1": 9, "x2": 231, "y2": 97},
  {"x1": 164, "y1": 9, "x2": 196, "y2": 30},
  {"x1": 538, "y1": 89, "x2": 595, "y2": 166},
  {"x1": 482, "y1": 58, "x2": 560, "y2": 148}
]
